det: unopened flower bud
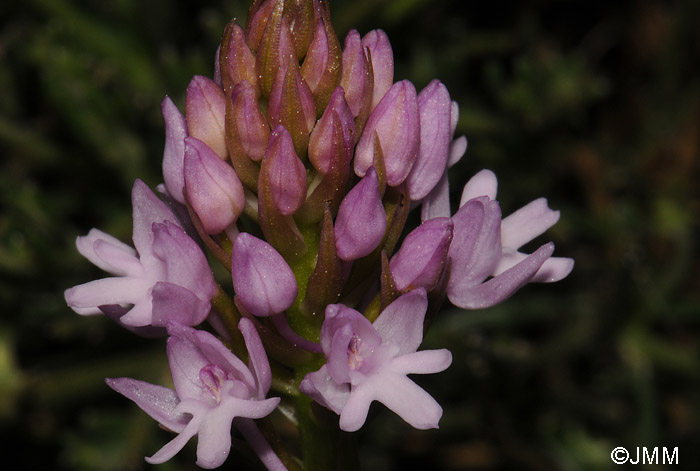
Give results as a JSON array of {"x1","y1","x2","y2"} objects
[
  {"x1": 245, "y1": 0, "x2": 278, "y2": 52},
  {"x1": 228, "y1": 80, "x2": 270, "y2": 163},
  {"x1": 340, "y1": 29, "x2": 374, "y2": 135},
  {"x1": 186, "y1": 76, "x2": 227, "y2": 159},
  {"x1": 161, "y1": 96, "x2": 187, "y2": 204},
  {"x1": 232, "y1": 232, "x2": 298, "y2": 317},
  {"x1": 260, "y1": 125, "x2": 307, "y2": 216},
  {"x1": 255, "y1": 1, "x2": 297, "y2": 96},
  {"x1": 301, "y1": 17, "x2": 342, "y2": 113},
  {"x1": 354, "y1": 80, "x2": 420, "y2": 187},
  {"x1": 308, "y1": 86, "x2": 354, "y2": 174},
  {"x1": 362, "y1": 29, "x2": 394, "y2": 109},
  {"x1": 407, "y1": 80, "x2": 452, "y2": 201},
  {"x1": 219, "y1": 21, "x2": 258, "y2": 94},
  {"x1": 283, "y1": 0, "x2": 315, "y2": 59},
  {"x1": 184, "y1": 137, "x2": 245, "y2": 234},
  {"x1": 226, "y1": 80, "x2": 269, "y2": 190},
  {"x1": 389, "y1": 217, "x2": 453, "y2": 292},
  {"x1": 268, "y1": 57, "x2": 316, "y2": 158},
  {"x1": 335, "y1": 167, "x2": 386, "y2": 261}
]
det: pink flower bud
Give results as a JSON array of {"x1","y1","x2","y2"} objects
[
  {"x1": 335, "y1": 167, "x2": 387, "y2": 261},
  {"x1": 267, "y1": 57, "x2": 316, "y2": 157},
  {"x1": 255, "y1": 1, "x2": 297, "y2": 97},
  {"x1": 340, "y1": 30, "x2": 374, "y2": 138},
  {"x1": 260, "y1": 125, "x2": 307, "y2": 216},
  {"x1": 362, "y1": 29, "x2": 394, "y2": 109},
  {"x1": 186, "y1": 76, "x2": 227, "y2": 159},
  {"x1": 161, "y1": 96, "x2": 187, "y2": 204},
  {"x1": 301, "y1": 18, "x2": 342, "y2": 112},
  {"x1": 389, "y1": 217, "x2": 454, "y2": 292},
  {"x1": 232, "y1": 232, "x2": 298, "y2": 317},
  {"x1": 184, "y1": 137, "x2": 245, "y2": 234},
  {"x1": 354, "y1": 80, "x2": 420, "y2": 187},
  {"x1": 228, "y1": 80, "x2": 270, "y2": 163},
  {"x1": 219, "y1": 21, "x2": 258, "y2": 94},
  {"x1": 308, "y1": 86, "x2": 355, "y2": 174},
  {"x1": 407, "y1": 80, "x2": 452, "y2": 201}
]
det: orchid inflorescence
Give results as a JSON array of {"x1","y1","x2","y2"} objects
[{"x1": 64, "y1": 1, "x2": 573, "y2": 469}]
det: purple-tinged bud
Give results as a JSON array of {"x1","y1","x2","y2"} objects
[
  {"x1": 308, "y1": 86, "x2": 354, "y2": 174},
  {"x1": 185, "y1": 76, "x2": 227, "y2": 160},
  {"x1": 389, "y1": 217, "x2": 454, "y2": 292},
  {"x1": 268, "y1": 57, "x2": 317, "y2": 158},
  {"x1": 283, "y1": 0, "x2": 315, "y2": 58},
  {"x1": 246, "y1": 0, "x2": 278, "y2": 52},
  {"x1": 232, "y1": 232, "x2": 298, "y2": 317},
  {"x1": 301, "y1": 18, "x2": 342, "y2": 113},
  {"x1": 340, "y1": 29, "x2": 374, "y2": 136},
  {"x1": 407, "y1": 80, "x2": 452, "y2": 201},
  {"x1": 362, "y1": 29, "x2": 394, "y2": 109},
  {"x1": 225, "y1": 80, "x2": 269, "y2": 190},
  {"x1": 219, "y1": 21, "x2": 258, "y2": 94},
  {"x1": 184, "y1": 137, "x2": 245, "y2": 234},
  {"x1": 335, "y1": 167, "x2": 387, "y2": 261},
  {"x1": 161, "y1": 96, "x2": 187, "y2": 204},
  {"x1": 256, "y1": 1, "x2": 297, "y2": 97},
  {"x1": 260, "y1": 125, "x2": 307, "y2": 216},
  {"x1": 354, "y1": 80, "x2": 420, "y2": 187}
]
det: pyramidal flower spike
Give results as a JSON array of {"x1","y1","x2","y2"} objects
[
  {"x1": 64, "y1": 180, "x2": 215, "y2": 329},
  {"x1": 106, "y1": 319, "x2": 285, "y2": 470},
  {"x1": 185, "y1": 75, "x2": 228, "y2": 160},
  {"x1": 68, "y1": 1, "x2": 576, "y2": 468},
  {"x1": 161, "y1": 96, "x2": 188, "y2": 204},
  {"x1": 183, "y1": 137, "x2": 245, "y2": 235},
  {"x1": 361, "y1": 29, "x2": 394, "y2": 109},
  {"x1": 354, "y1": 80, "x2": 420, "y2": 187},
  {"x1": 300, "y1": 289, "x2": 452, "y2": 432},
  {"x1": 231, "y1": 232, "x2": 298, "y2": 317},
  {"x1": 334, "y1": 166, "x2": 387, "y2": 261}
]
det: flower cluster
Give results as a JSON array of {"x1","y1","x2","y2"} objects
[{"x1": 65, "y1": 1, "x2": 573, "y2": 469}]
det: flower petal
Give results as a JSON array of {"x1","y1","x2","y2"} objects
[
  {"x1": 370, "y1": 373, "x2": 443, "y2": 430},
  {"x1": 389, "y1": 349, "x2": 452, "y2": 375},
  {"x1": 459, "y1": 169, "x2": 498, "y2": 206},
  {"x1": 238, "y1": 318, "x2": 272, "y2": 397},
  {"x1": 76, "y1": 229, "x2": 137, "y2": 274},
  {"x1": 105, "y1": 377, "x2": 188, "y2": 433},
  {"x1": 131, "y1": 179, "x2": 180, "y2": 256},
  {"x1": 448, "y1": 242, "x2": 554, "y2": 309},
  {"x1": 501, "y1": 197, "x2": 560, "y2": 250},
  {"x1": 64, "y1": 276, "x2": 148, "y2": 312},
  {"x1": 373, "y1": 288, "x2": 428, "y2": 355},
  {"x1": 300, "y1": 365, "x2": 350, "y2": 415}
]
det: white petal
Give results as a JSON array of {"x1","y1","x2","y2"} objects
[{"x1": 501, "y1": 197, "x2": 560, "y2": 249}]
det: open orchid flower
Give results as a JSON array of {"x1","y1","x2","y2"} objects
[
  {"x1": 300, "y1": 289, "x2": 452, "y2": 432},
  {"x1": 458, "y1": 169, "x2": 575, "y2": 283},
  {"x1": 106, "y1": 320, "x2": 286, "y2": 470},
  {"x1": 64, "y1": 179, "x2": 215, "y2": 330}
]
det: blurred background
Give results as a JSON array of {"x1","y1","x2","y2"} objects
[{"x1": 1, "y1": 0, "x2": 698, "y2": 469}]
